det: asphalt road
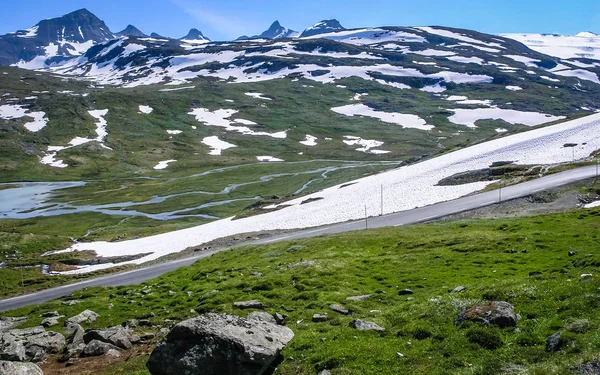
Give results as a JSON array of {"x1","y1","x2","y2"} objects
[{"x1": 0, "y1": 165, "x2": 597, "y2": 312}]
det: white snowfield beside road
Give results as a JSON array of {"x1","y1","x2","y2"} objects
[{"x1": 48, "y1": 114, "x2": 600, "y2": 274}]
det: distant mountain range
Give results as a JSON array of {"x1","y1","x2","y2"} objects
[{"x1": 0, "y1": 8, "x2": 598, "y2": 73}]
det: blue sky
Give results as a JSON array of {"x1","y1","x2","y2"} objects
[{"x1": 1, "y1": 0, "x2": 599, "y2": 41}]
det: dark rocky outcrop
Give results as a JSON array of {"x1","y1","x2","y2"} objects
[
  {"x1": 83, "y1": 325, "x2": 138, "y2": 349},
  {"x1": 455, "y1": 301, "x2": 517, "y2": 328},
  {"x1": 81, "y1": 340, "x2": 120, "y2": 357},
  {"x1": 233, "y1": 300, "x2": 266, "y2": 309},
  {"x1": 146, "y1": 313, "x2": 294, "y2": 375}
]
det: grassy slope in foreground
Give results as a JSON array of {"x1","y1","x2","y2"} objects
[{"x1": 4, "y1": 207, "x2": 600, "y2": 375}]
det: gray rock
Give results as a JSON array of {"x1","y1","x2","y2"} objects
[
  {"x1": 233, "y1": 300, "x2": 266, "y2": 309},
  {"x1": 138, "y1": 319, "x2": 152, "y2": 327},
  {"x1": 58, "y1": 344, "x2": 85, "y2": 363},
  {"x1": 81, "y1": 340, "x2": 120, "y2": 357},
  {"x1": 0, "y1": 318, "x2": 27, "y2": 333},
  {"x1": 346, "y1": 295, "x2": 371, "y2": 301},
  {"x1": 65, "y1": 323, "x2": 84, "y2": 347},
  {"x1": 250, "y1": 272, "x2": 264, "y2": 277},
  {"x1": 455, "y1": 301, "x2": 517, "y2": 328},
  {"x1": 106, "y1": 349, "x2": 122, "y2": 358},
  {"x1": 312, "y1": 314, "x2": 328, "y2": 322},
  {"x1": 329, "y1": 304, "x2": 350, "y2": 315},
  {"x1": 122, "y1": 319, "x2": 138, "y2": 329},
  {"x1": 0, "y1": 327, "x2": 65, "y2": 362},
  {"x1": 61, "y1": 300, "x2": 81, "y2": 306},
  {"x1": 450, "y1": 286, "x2": 466, "y2": 293},
  {"x1": 247, "y1": 312, "x2": 277, "y2": 325},
  {"x1": 66, "y1": 310, "x2": 99, "y2": 325},
  {"x1": 0, "y1": 360, "x2": 44, "y2": 375},
  {"x1": 318, "y1": 371, "x2": 331, "y2": 375},
  {"x1": 199, "y1": 290, "x2": 219, "y2": 300},
  {"x1": 349, "y1": 319, "x2": 385, "y2": 332},
  {"x1": 39, "y1": 311, "x2": 60, "y2": 318},
  {"x1": 398, "y1": 289, "x2": 414, "y2": 296},
  {"x1": 41, "y1": 317, "x2": 63, "y2": 328},
  {"x1": 273, "y1": 313, "x2": 287, "y2": 325},
  {"x1": 146, "y1": 313, "x2": 294, "y2": 375},
  {"x1": 546, "y1": 332, "x2": 562, "y2": 352},
  {"x1": 84, "y1": 325, "x2": 136, "y2": 349}
]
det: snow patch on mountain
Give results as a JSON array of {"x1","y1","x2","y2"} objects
[
  {"x1": 0, "y1": 104, "x2": 48, "y2": 132},
  {"x1": 448, "y1": 108, "x2": 565, "y2": 128},
  {"x1": 202, "y1": 136, "x2": 237, "y2": 155},
  {"x1": 303, "y1": 28, "x2": 426, "y2": 45},
  {"x1": 153, "y1": 160, "x2": 177, "y2": 170},
  {"x1": 502, "y1": 33, "x2": 600, "y2": 60},
  {"x1": 343, "y1": 136, "x2": 390, "y2": 154},
  {"x1": 300, "y1": 135, "x2": 318, "y2": 146},
  {"x1": 332, "y1": 104, "x2": 434, "y2": 131},
  {"x1": 138, "y1": 105, "x2": 153, "y2": 114},
  {"x1": 257, "y1": 156, "x2": 284, "y2": 162},
  {"x1": 417, "y1": 27, "x2": 505, "y2": 49},
  {"x1": 188, "y1": 108, "x2": 287, "y2": 138},
  {"x1": 245, "y1": 92, "x2": 271, "y2": 100}
]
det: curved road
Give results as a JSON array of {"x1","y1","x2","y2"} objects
[{"x1": 0, "y1": 165, "x2": 597, "y2": 312}]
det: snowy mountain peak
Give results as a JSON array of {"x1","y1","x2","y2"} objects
[
  {"x1": 34, "y1": 8, "x2": 114, "y2": 43},
  {"x1": 180, "y1": 28, "x2": 210, "y2": 41},
  {"x1": 258, "y1": 21, "x2": 299, "y2": 39},
  {"x1": 0, "y1": 8, "x2": 114, "y2": 66},
  {"x1": 117, "y1": 24, "x2": 147, "y2": 38},
  {"x1": 576, "y1": 31, "x2": 598, "y2": 38},
  {"x1": 300, "y1": 19, "x2": 346, "y2": 38}
]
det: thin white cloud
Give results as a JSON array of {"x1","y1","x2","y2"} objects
[{"x1": 171, "y1": 0, "x2": 253, "y2": 39}]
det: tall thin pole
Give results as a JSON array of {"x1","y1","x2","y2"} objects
[
  {"x1": 499, "y1": 180, "x2": 502, "y2": 204},
  {"x1": 365, "y1": 205, "x2": 368, "y2": 229}
]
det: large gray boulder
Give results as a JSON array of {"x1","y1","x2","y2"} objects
[
  {"x1": 65, "y1": 323, "x2": 84, "y2": 347},
  {"x1": 81, "y1": 340, "x2": 120, "y2": 357},
  {"x1": 83, "y1": 325, "x2": 136, "y2": 349},
  {"x1": 65, "y1": 310, "x2": 99, "y2": 325},
  {"x1": 0, "y1": 318, "x2": 27, "y2": 333},
  {"x1": 146, "y1": 313, "x2": 294, "y2": 375},
  {"x1": 0, "y1": 327, "x2": 65, "y2": 362},
  {"x1": 0, "y1": 360, "x2": 43, "y2": 375},
  {"x1": 349, "y1": 319, "x2": 385, "y2": 332},
  {"x1": 455, "y1": 301, "x2": 517, "y2": 328}
]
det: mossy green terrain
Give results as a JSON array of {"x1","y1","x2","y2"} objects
[{"x1": 4, "y1": 207, "x2": 600, "y2": 375}]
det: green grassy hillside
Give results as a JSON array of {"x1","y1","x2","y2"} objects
[{"x1": 4, "y1": 206, "x2": 600, "y2": 374}]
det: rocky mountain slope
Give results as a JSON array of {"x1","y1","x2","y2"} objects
[{"x1": 0, "y1": 9, "x2": 114, "y2": 67}]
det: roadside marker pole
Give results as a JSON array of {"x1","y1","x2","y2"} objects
[
  {"x1": 499, "y1": 180, "x2": 502, "y2": 204},
  {"x1": 365, "y1": 205, "x2": 368, "y2": 229}
]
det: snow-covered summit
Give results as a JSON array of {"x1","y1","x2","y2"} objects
[
  {"x1": 180, "y1": 28, "x2": 210, "y2": 42},
  {"x1": 116, "y1": 24, "x2": 147, "y2": 38},
  {"x1": 258, "y1": 21, "x2": 299, "y2": 39},
  {"x1": 300, "y1": 19, "x2": 346, "y2": 38}
]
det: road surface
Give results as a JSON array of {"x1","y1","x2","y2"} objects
[{"x1": 0, "y1": 165, "x2": 597, "y2": 312}]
